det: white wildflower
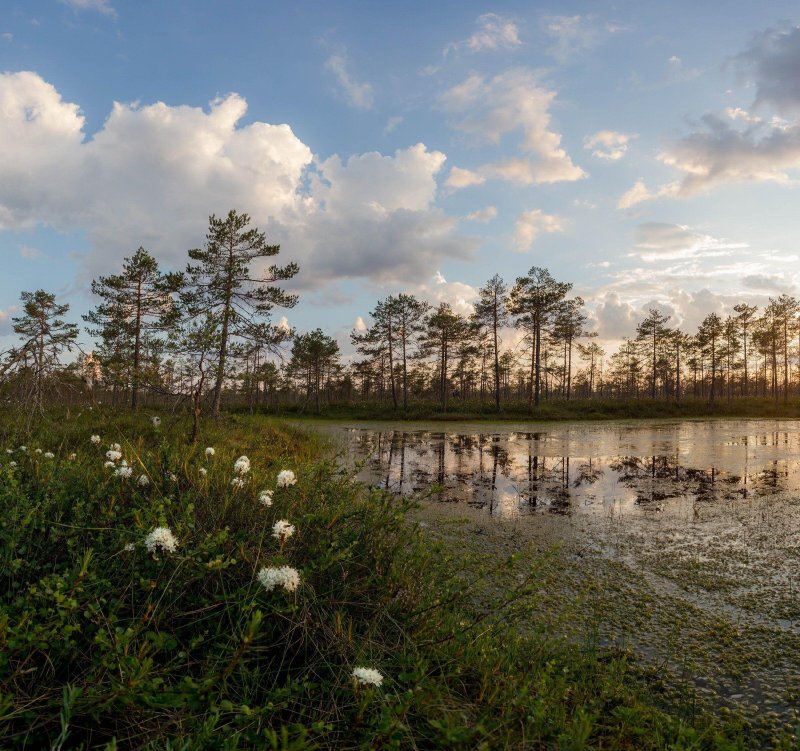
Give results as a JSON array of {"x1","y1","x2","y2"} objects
[
  {"x1": 5, "y1": 448, "x2": 12, "y2": 454},
  {"x1": 123, "y1": 542, "x2": 135, "y2": 552},
  {"x1": 104, "y1": 461, "x2": 115, "y2": 469},
  {"x1": 276, "y1": 469, "x2": 297, "y2": 488},
  {"x1": 137, "y1": 474, "x2": 150, "y2": 487},
  {"x1": 205, "y1": 447, "x2": 215, "y2": 458},
  {"x1": 9, "y1": 461, "x2": 17, "y2": 467},
  {"x1": 258, "y1": 490, "x2": 273, "y2": 507},
  {"x1": 152, "y1": 416, "x2": 161, "y2": 427},
  {"x1": 90, "y1": 435, "x2": 101, "y2": 445},
  {"x1": 144, "y1": 526, "x2": 178, "y2": 554},
  {"x1": 115, "y1": 465, "x2": 133, "y2": 479},
  {"x1": 233, "y1": 456, "x2": 250, "y2": 475},
  {"x1": 272, "y1": 519, "x2": 295, "y2": 542},
  {"x1": 44, "y1": 452, "x2": 54, "y2": 459},
  {"x1": 19, "y1": 446, "x2": 26, "y2": 452},
  {"x1": 257, "y1": 565, "x2": 300, "y2": 592},
  {"x1": 35, "y1": 448, "x2": 42, "y2": 454},
  {"x1": 106, "y1": 450, "x2": 122, "y2": 462},
  {"x1": 199, "y1": 467, "x2": 208, "y2": 477},
  {"x1": 109, "y1": 443, "x2": 121, "y2": 452},
  {"x1": 68, "y1": 453, "x2": 76, "y2": 461},
  {"x1": 352, "y1": 667, "x2": 384, "y2": 687},
  {"x1": 169, "y1": 473, "x2": 178, "y2": 482},
  {"x1": 231, "y1": 477, "x2": 245, "y2": 489}
]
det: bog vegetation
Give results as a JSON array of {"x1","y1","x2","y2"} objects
[{"x1": 0, "y1": 411, "x2": 784, "y2": 749}]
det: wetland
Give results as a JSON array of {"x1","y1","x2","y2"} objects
[{"x1": 318, "y1": 418, "x2": 800, "y2": 741}]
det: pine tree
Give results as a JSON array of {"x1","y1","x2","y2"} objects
[
  {"x1": 9, "y1": 290, "x2": 78, "y2": 411},
  {"x1": 472, "y1": 275, "x2": 509, "y2": 412},
  {"x1": 182, "y1": 209, "x2": 298, "y2": 417},
  {"x1": 84, "y1": 247, "x2": 180, "y2": 409}
]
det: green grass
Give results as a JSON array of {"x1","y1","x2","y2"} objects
[
  {"x1": 247, "y1": 396, "x2": 800, "y2": 423},
  {"x1": 0, "y1": 408, "x2": 788, "y2": 748}
]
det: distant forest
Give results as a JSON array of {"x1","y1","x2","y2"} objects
[{"x1": 2, "y1": 209, "x2": 798, "y2": 418}]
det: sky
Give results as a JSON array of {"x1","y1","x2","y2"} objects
[{"x1": 2, "y1": 0, "x2": 800, "y2": 357}]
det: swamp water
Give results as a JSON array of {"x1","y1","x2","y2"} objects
[{"x1": 317, "y1": 419, "x2": 800, "y2": 739}]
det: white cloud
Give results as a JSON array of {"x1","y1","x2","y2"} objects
[
  {"x1": 444, "y1": 166, "x2": 485, "y2": 191},
  {"x1": 630, "y1": 223, "x2": 747, "y2": 262},
  {"x1": 583, "y1": 130, "x2": 635, "y2": 160},
  {"x1": 0, "y1": 306, "x2": 15, "y2": 335},
  {"x1": 0, "y1": 72, "x2": 476, "y2": 287},
  {"x1": 439, "y1": 68, "x2": 586, "y2": 185},
  {"x1": 60, "y1": 0, "x2": 116, "y2": 18},
  {"x1": 446, "y1": 13, "x2": 521, "y2": 55},
  {"x1": 324, "y1": 52, "x2": 374, "y2": 110},
  {"x1": 658, "y1": 113, "x2": 800, "y2": 194},
  {"x1": 353, "y1": 315, "x2": 367, "y2": 333},
  {"x1": 383, "y1": 116, "x2": 403, "y2": 134},
  {"x1": 413, "y1": 271, "x2": 478, "y2": 317},
  {"x1": 617, "y1": 179, "x2": 680, "y2": 209},
  {"x1": 465, "y1": 206, "x2": 497, "y2": 223},
  {"x1": 513, "y1": 209, "x2": 564, "y2": 251}
]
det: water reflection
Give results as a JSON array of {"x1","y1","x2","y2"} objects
[{"x1": 341, "y1": 422, "x2": 800, "y2": 517}]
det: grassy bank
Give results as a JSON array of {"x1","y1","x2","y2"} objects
[
  {"x1": 245, "y1": 397, "x2": 800, "y2": 423},
  {"x1": 0, "y1": 409, "x2": 784, "y2": 748}
]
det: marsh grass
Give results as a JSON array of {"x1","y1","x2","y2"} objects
[{"x1": 0, "y1": 409, "x2": 786, "y2": 748}]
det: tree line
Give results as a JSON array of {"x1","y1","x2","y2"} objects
[{"x1": 3, "y1": 208, "x2": 800, "y2": 419}]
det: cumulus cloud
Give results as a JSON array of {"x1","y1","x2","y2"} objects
[
  {"x1": 584, "y1": 130, "x2": 635, "y2": 160},
  {"x1": 60, "y1": 0, "x2": 116, "y2": 17},
  {"x1": 446, "y1": 13, "x2": 521, "y2": 55},
  {"x1": 465, "y1": 206, "x2": 497, "y2": 223},
  {"x1": 324, "y1": 52, "x2": 374, "y2": 110},
  {"x1": 444, "y1": 166, "x2": 485, "y2": 191},
  {"x1": 439, "y1": 68, "x2": 586, "y2": 185},
  {"x1": 413, "y1": 271, "x2": 478, "y2": 317},
  {"x1": 0, "y1": 72, "x2": 475, "y2": 287},
  {"x1": 658, "y1": 113, "x2": 800, "y2": 194},
  {"x1": 631, "y1": 222, "x2": 746, "y2": 262},
  {"x1": 513, "y1": 209, "x2": 564, "y2": 251},
  {"x1": 737, "y1": 25, "x2": 800, "y2": 114},
  {"x1": 617, "y1": 179, "x2": 680, "y2": 209}
]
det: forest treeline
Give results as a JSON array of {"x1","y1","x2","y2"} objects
[{"x1": 2, "y1": 208, "x2": 799, "y2": 419}]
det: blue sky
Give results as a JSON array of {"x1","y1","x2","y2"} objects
[{"x1": 3, "y1": 0, "x2": 800, "y2": 354}]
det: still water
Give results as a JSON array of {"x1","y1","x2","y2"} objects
[{"x1": 331, "y1": 419, "x2": 800, "y2": 518}]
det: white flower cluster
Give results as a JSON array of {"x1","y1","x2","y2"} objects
[
  {"x1": 199, "y1": 467, "x2": 208, "y2": 476},
  {"x1": 205, "y1": 447, "x2": 215, "y2": 458},
  {"x1": 137, "y1": 474, "x2": 150, "y2": 487},
  {"x1": 44, "y1": 452, "x2": 54, "y2": 459},
  {"x1": 352, "y1": 667, "x2": 384, "y2": 687},
  {"x1": 144, "y1": 526, "x2": 178, "y2": 554},
  {"x1": 115, "y1": 463, "x2": 133, "y2": 479},
  {"x1": 272, "y1": 519, "x2": 295, "y2": 542},
  {"x1": 91, "y1": 435, "x2": 101, "y2": 445},
  {"x1": 233, "y1": 456, "x2": 251, "y2": 475},
  {"x1": 231, "y1": 477, "x2": 245, "y2": 489},
  {"x1": 276, "y1": 469, "x2": 296, "y2": 488},
  {"x1": 257, "y1": 565, "x2": 300, "y2": 592},
  {"x1": 106, "y1": 450, "x2": 122, "y2": 462},
  {"x1": 152, "y1": 416, "x2": 161, "y2": 427},
  {"x1": 258, "y1": 490, "x2": 273, "y2": 507}
]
